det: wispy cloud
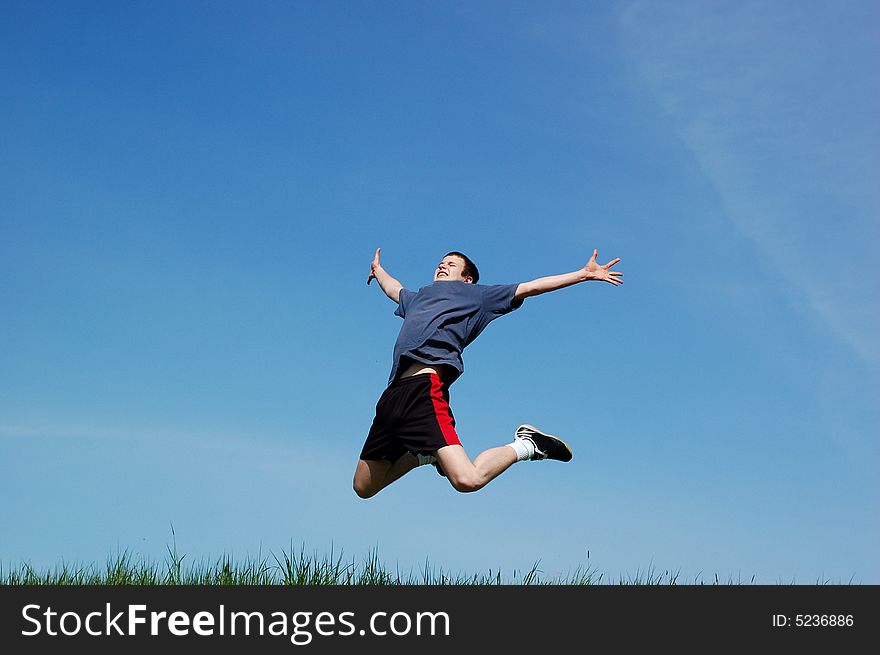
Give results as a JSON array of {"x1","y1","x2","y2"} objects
[
  {"x1": 620, "y1": 0, "x2": 880, "y2": 364},
  {"x1": 0, "y1": 424, "x2": 122, "y2": 440},
  {"x1": 0, "y1": 421, "x2": 358, "y2": 524},
  {"x1": 0, "y1": 421, "x2": 346, "y2": 476}
]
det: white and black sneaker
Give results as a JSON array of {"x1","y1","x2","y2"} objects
[{"x1": 515, "y1": 424, "x2": 573, "y2": 462}]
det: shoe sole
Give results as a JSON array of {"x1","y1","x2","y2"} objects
[{"x1": 516, "y1": 424, "x2": 573, "y2": 462}]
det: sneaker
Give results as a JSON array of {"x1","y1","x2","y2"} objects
[{"x1": 515, "y1": 424, "x2": 573, "y2": 462}]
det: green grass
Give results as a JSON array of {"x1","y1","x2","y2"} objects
[
  {"x1": 0, "y1": 542, "x2": 853, "y2": 585},
  {"x1": 0, "y1": 543, "x2": 757, "y2": 585},
  {"x1": 1, "y1": 547, "x2": 586, "y2": 585}
]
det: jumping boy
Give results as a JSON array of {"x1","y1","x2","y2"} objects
[{"x1": 353, "y1": 247, "x2": 623, "y2": 498}]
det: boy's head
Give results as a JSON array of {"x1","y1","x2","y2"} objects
[{"x1": 434, "y1": 251, "x2": 479, "y2": 284}]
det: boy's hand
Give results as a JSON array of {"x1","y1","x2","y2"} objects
[
  {"x1": 583, "y1": 249, "x2": 623, "y2": 286},
  {"x1": 367, "y1": 247, "x2": 381, "y2": 285},
  {"x1": 366, "y1": 248, "x2": 403, "y2": 303}
]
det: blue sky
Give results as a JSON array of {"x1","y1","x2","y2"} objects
[{"x1": 2, "y1": 0, "x2": 877, "y2": 583}]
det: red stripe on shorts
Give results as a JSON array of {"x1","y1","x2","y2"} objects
[{"x1": 429, "y1": 374, "x2": 461, "y2": 446}]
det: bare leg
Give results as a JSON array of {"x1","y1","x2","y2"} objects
[
  {"x1": 382, "y1": 452, "x2": 420, "y2": 487},
  {"x1": 435, "y1": 444, "x2": 517, "y2": 493},
  {"x1": 353, "y1": 452, "x2": 419, "y2": 499}
]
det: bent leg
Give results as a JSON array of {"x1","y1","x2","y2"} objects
[
  {"x1": 353, "y1": 453, "x2": 419, "y2": 499},
  {"x1": 353, "y1": 459, "x2": 391, "y2": 499},
  {"x1": 435, "y1": 444, "x2": 516, "y2": 493}
]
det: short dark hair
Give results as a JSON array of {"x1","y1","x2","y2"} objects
[{"x1": 445, "y1": 251, "x2": 479, "y2": 283}]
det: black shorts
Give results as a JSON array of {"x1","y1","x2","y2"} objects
[{"x1": 359, "y1": 373, "x2": 461, "y2": 461}]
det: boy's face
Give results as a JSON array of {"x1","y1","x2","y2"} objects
[{"x1": 434, "y1": 255, "x2": 473, "y2": 283}]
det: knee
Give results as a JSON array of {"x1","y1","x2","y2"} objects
[
  {"x1": 448, "y1": 473, "x2": 484, "y2": 494},
  {"x1": 353, "y1": 479, "x2": 377, "y2": 499}
]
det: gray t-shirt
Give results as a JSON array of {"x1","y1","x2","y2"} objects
[{"x1": 389, "y1": 280, "x2": 523, "y2": 385}]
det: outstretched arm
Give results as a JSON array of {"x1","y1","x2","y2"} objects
[
  {"x1": 366, "y1": 247, "x2": 404, "y2": 303},
  {"x1": 514, "y1": 249, "x2": 623, "y2": 301}
]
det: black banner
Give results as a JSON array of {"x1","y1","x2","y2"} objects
[{"x1": 1, "y1": 585, "x2": 876, "y2": 653}]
